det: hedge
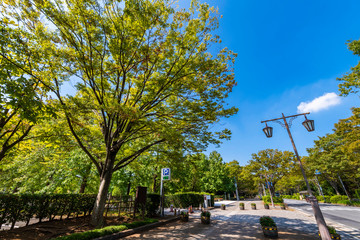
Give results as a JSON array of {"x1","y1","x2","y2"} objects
[
  {"x1": 166, "y1": 192, "x2": 214, "y2": 208},
  {"x1": 281, "y1": 195, "x2": 299, "y2": 200},
  {"x1": 53, "y1": 218, "x2": 158, "y2": 240},
  {"x1": 0, "y1": 194, "x2": 96, "y2": 230},
  {"x1": 355, "y1": 189, "x2": 360, "y2": 199},
  {"x1": 316, "y1": 195, "x2": 332, "y2": 203},
  {"x1": 329, "y1": 195, "x2": 348, "y2": 204},
  {"x1": 262, "y1": 196, "x2": 283, "y2": 204}
]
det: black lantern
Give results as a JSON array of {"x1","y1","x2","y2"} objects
[
  {"x1": 263, "y1": 123, "x2": 273, "y2": 138},
  {"x1": 302, "y1": 116, "x2": 315, "y2": 132}
]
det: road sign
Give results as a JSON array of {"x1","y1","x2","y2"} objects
[
  {"x1": 161, "y1": 168, "x2": 171, "y2": 180},
  {"x1": 315, "y1": 170, "x2": 321, "y2": 175}
]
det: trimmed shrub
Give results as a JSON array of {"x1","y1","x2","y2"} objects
[
  {"x1": 262, "y1": 196, "x2": 283, "y2": 204},
  {"x1": 281, "y1": 194, "x2": 300, "y2": 200},
  {"x1": 355, "y1": 189, "x2": 360, "y2": 199},
  {"x1": 329, "y1": 195, "x2": 348, "y2": 204},
  {"x1": 166, "y1": 192, "x2": 213, "y2": 208},
  {"x1": 337, "y1": 200, "x2": 351, "y2": 205}
]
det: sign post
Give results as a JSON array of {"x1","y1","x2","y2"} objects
[{"x1": 160, "y1": 168, "x2": 171, "y2": 216}]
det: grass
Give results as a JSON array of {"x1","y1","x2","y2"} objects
[{"x1": 53, "y1": 218, "x2": 158, "y2": 240}]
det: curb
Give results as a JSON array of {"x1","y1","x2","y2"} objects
[{"x1": 94, "y1": 216, "x2": 180, "y2": 240}]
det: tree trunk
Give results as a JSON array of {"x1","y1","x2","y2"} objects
[
  {"x1": 90, "y1": 158, "x2": 114, "y2": 228},
  {"x1": 324, "y1": 175, "x2": 340, "y2": 195},
  {"x1": 152, "y1": 173, "x2": 157, "y2": 193},
  {"x1": 79, "y1": 164, "x2": 92, "y2": 193},
  {"x1": 127, "y1": 172, "x2": 132, "y2": 196},
  {"x1": 79, "y1": 176, "x2": 88, "y2": 194}
]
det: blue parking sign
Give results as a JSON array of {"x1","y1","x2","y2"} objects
[{"x1": 162, "y1": 168, "x2": 170, "y2": 180}]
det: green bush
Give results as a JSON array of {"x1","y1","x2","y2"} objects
[
  {"x1": 54, "y1": 225, "x2": 128, "y2": 240},
  {"x1": 54, "y1": 218, "x2": 158, "y2": 240},
  {"x1": 166, "y1": 192, "x2": 213, "y2": 208},
  {"x1": 355, "y1": 189, "x2": 360, "y2": 199},
  {"x1": 281, "y1": 194, "x2": 300, "y2": 200},
  {"x1": 262, "y1": 196, "x2": 283, "y2": 204},
  {"x1": 351, "y1": 201, "x2": 360, "y2": 207},
  {"x1": 337, "y1": 200, "x2": 351, "y2": 205},
  {"x1": 329, "y1": 195, "x2": 348, "y2": 203},
  {"x1": 259, "y1": 216, "x2": 276, "y2": 227}
]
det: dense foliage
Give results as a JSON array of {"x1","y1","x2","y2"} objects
[
  {"x1": 166, "y1": 192, "x2": 214, "y2": 208},
  {"x1": 0, "y1": 0, "x2": 237, "y2": 227}
]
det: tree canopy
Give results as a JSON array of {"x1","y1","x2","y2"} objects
[{"x1": 0, "y1": 0, "x2": 237, "y2": 226}]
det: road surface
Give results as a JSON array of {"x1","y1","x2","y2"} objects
[{"x1": 285, "y1": 199, "x2": 360, "y2": 230}]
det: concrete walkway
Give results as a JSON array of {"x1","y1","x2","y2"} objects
[{"x1": 123, "y1": 200, "x2": 326, "y2": 239}]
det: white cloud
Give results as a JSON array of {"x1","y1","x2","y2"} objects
[{"x1": 297, "y1": 92, "x2": 342, "y2": 113}]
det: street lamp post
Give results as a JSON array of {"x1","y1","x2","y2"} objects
[{"x1": 261, "y1": 113, "x2": 331, "y2": 240}]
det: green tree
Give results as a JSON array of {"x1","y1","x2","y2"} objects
[
  {"x1": 1, "y1": 0, "x2": 237, "y2": 226},
  {"x1": 306, "y1": 108, "x2": 360, "y2": 196},
  {"x1": 248, "y1": 149, "x2": 296, "y2": 197},
  {"x1": 338, "y1": 39, "x2": 360, "y2": 96}
]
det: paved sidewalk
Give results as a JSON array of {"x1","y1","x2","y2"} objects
[{"x1": 123, "y1": 200, "x2": 323, "y2": 239}]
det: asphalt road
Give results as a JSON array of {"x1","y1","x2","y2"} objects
[{"x1": 285, "y1": 199, "x2": 360, "y2": 230}]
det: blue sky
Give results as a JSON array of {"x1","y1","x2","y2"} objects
[{"x1": 191, "y1": 0, "x2": 360, "y2": 165}]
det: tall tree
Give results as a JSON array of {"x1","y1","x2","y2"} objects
[
  {"x1": 1, "y1": 0, "x2": 237, "y2": 226},
  {"x1": 248, "y1": 149, "x2": 296, "y2": 196}
]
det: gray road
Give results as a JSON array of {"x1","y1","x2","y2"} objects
[{"x1": 285, "y1": 199, "x2": 360, "y2": 230}]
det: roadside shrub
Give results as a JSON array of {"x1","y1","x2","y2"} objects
[
  {"x1": 330, "y1": 195, "x2": 348, "y2": 204},
  {"x1": 262, "y1": 196, "x2": 283, "y2": 204},
  {"x1": 166, "y1": 192, "x2": 213, "y2": 208},
  {"x1": 355, "y1": 189, "x2": 360, "y2": 199},
  {"x1": 337, "y1": 200, "x2": 351, "y2": 205}
]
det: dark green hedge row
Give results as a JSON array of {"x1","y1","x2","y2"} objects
[
  {"x1": 166, "y1": 192, "x2": 214, "y2": 208},
  {"x1": 53, "y1": 218, "x2": 158, "y2": 240},
  {"x1": 0, "y1": 194, "x2": 96, "y2": 229}
]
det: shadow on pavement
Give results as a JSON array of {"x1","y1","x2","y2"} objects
[{"x1": 125, "y1": 214, "x2": 319, "y2": 240}]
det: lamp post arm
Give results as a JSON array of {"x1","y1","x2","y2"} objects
[
  {"x1": 261, "y1": 112, "x2": 310, "y2": 123},
  {"x1": 282, "y1": 114, "x2": 313, "y2": 196}
]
